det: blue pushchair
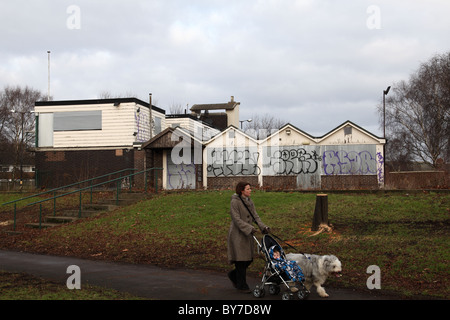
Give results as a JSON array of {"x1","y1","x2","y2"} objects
[{"x1": 252, "y1": 234, "x2": 309, "y2": 300}]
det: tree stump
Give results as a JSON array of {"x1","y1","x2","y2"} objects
[{"x1": 311, "y1": 194, "x2": 329, "y2": 231}]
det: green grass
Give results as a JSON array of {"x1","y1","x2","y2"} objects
[
  {"x1": 0, "y1": 271, "x2": 143, "y2": 300},
  {"x1": 1, "y1": 190, "x2": 449, "y2": 299}
]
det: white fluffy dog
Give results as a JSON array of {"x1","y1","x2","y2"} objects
[{"x1": 286, "y1": 253, "x2": 342, "y2": 298}]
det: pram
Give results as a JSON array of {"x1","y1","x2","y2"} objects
[{"x1": 252, "y1": 234, "x2": 309, "y2": 300}]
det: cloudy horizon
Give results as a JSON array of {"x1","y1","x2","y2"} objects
[{"x1": 1, "y1": 0, "x2": 449, "y2": 137}]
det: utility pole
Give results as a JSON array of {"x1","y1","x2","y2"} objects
[
  {"x1": 47, "y1": 51, "x2": 51, "y2": 100},
  {"x1": 149, "y1": 93, "x2": 153, "y2": 139}
]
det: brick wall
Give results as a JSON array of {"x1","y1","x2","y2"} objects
[
  {"x1": 145, "y1": 149, "x2": 164, "y2": 190},
  {"x1": 262, "y1": 176, "x2": 297, "y2": 190},
  {"x1": 207, "y1": 176, "x2": 259, "y2": 190},
  {"x1": 386, "y1": 171, "x2": 449, "y2": 189},
  {"x1": 35, "y1": 149, "x2": 135, "y2": 188},
  {"x1": 321, "y1": 175, "x2": 379, "y2": 190},
  {"x1": 133, "y1": 149, "x2": 146, "y2": 188}
]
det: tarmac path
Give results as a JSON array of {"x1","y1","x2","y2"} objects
[{"x1": 0, "y1": 249, "x2": 398, "y2": 301}]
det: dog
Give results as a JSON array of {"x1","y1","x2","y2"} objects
[{"x1": 285, "y1": 253, "x2": 342, "y2": 298}]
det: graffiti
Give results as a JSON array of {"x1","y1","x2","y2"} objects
[
  {"x1": 268, "y1": 148, "x2": 322, "y2": 175},
  {"x1": 135, "y1": 111, "x2": 150, "y2": 142},
  {"x1": 376, "y1": 152, "x2": 384, "y2": 183},
  {"x1": 322, "y1": 150, "x2": 377, "y2": 175},
  {"x1": 168, "y1": 163, "x2": 196, "y2": 189},
  {"x1": 207, "y1": 149, "x2": 260, "y2": 177}
]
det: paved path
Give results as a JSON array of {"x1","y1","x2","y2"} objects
[{"x1": 0, "y1": 249, "x2": 397, "y2": 300}]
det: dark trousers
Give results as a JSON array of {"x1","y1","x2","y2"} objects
[{"x1": 228, "y1": 261, "x2": 252, "y2": 290}]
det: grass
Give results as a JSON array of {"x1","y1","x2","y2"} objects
[
  {"x1": 1, "y1": 190, "x2": 449, "y2": 299},
  {"x1": 0, "y1": 270, "x2": 143, "y2": 300}
]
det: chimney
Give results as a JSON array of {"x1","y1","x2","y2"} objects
[{"x1": 230, "y1": 96, "x2": 234, "y2": 103}]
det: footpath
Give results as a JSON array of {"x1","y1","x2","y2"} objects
[{"x1": 0, "y1": 249, "x2": 397, "y2": 301}]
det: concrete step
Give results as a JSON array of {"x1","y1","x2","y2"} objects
[
  {"x1": 24, "y1": 192, "x2": 149, "y2": 229},
  {"x1": 62, "y1": 210, "x2": 102, "y2": 218},
  {"x1": 45, "y1": 216, "x2": 79, "y2": 224},
  {"x1": 83, "y1": 204, "x2": 118, "y2": 211},
  {"x1": 25, "y1": 222, "x2": 60, "y2": 229}
]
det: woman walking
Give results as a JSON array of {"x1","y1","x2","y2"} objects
[{"x1": 227, "y1": 181, "x2": 270, "y2": 293}]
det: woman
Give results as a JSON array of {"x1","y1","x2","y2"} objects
[{"x1": 227, "y1": 181, "x2": 270, "y2": 292}]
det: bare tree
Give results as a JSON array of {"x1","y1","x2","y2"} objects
[
  {"x1": 0, "y1": 86, "x2": 46, "y2": 180},
  {"x1": 97, "y1": 90, "x2": 138, "y2": 99},
  {"x1": 379, "y1": 52, "x2": 450, "y2": 168},
  {"x1": 169, "y1": 103, "x2": 189, "y2": 114},
  {"x1": 243, "y1": 113, "x2": 285, "y2": 139}
]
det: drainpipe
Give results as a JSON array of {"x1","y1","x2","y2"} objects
[{"x1": 149, "y1": 93, "x2": 153, "y2": 139}]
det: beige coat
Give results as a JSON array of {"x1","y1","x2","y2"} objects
[{"x1": 227, "y1": 194, "x2": 268, "y2": 264}]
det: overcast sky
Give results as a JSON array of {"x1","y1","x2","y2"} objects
[{"x1": 1, "y1": 0, "x2": 449, "y2": 137}]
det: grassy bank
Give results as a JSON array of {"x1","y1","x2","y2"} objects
[{"x1": 1, "y1": 190, "x2": 449, "y2": 299}]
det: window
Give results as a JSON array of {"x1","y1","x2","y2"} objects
[
  {"x1": 344, "y1": 126, "x2": 352, "y2": 135},
  {"x1": 54, "y1": 111, "x2": 102, "y2": 131},
  {"x1": 154, "y1": 117, "x2": 161, "y2": 134}
]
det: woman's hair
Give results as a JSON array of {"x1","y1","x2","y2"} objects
[{"x1": 235, "y1": 181, "x2": 250, "y2": 196}]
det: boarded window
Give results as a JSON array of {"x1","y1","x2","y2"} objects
[
  {"x1": 38, "y1": 113, "x2": 54, "y2": 147},
  {"x1": 54, "y1": 111, "x2": 102, "y2": 131},
  {"x1": 344, "y1": 126, "x2": 352, "y2": 135}
]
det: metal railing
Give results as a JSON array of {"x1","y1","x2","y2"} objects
[{"x1": 2, "y1": 167, "x2": 162, "y2": 230}]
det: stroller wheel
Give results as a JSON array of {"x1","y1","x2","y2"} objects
[
  {"x1": 281, "y1": 292, "x2": 292, "y2": 300},
  {"x1": 268, "y1": 284, "x2": 280, "y2": 295},
  {"x1": 253, "y1": 286, "x2": 265, "y2": 298},
  {"x1": 297, "y1": 283, "x2": 310, "y2": 300},
  {"x1": 297, "y1": 288, "x2": 309, "y2": 300}
]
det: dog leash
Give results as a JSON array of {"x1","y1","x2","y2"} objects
[
  {"x1": 239, "y1": 195, "x2": 305, "y2": 255},
  {"x1": 270, "y1": 233, "x2": 301, "y2": 252}
]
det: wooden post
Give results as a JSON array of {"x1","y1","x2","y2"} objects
[{"x1": 312, "y1": 194, "x2": 328, "y2": 231}]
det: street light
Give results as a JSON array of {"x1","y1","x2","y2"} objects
[
  {"x1": 239, "y1": 119, "x2": 252, "y2": 129},
  {"x1": 383, "y1": 86, "x2": 390, "y2": 138},
  {"x1": 382, "y1": 86, "x2": 390, "y2": 189}
]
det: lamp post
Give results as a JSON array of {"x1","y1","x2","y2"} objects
[
  {"x1": 383, "y1": 86, "x2": 390, "y2": 138},
  {"x1": 239, "y1": 119, "x2": 252, "y2": 129},
  {"x1": 382, "y1": 86, "x2": 390, "y2": 189}
]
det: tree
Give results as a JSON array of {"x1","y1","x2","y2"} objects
[
  {"x1": 0, "y1": 86, "x2": 46, "y2": 181},
  {"x1": 380, "y1": 52, "x2": 450, "y2": 168},
  {"x1": 242, "y1": 113, "x2": 285, "y2": 139}
]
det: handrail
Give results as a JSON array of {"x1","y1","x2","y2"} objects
[
  {"x1": 1, "y1": 168, "x2": 136, "y2": 207},
  {"x1": 5, "y1": 167, "x2": 162, "y2": 231},
  {"x1": 26, "y1": 167, "x2": 162, "y2": 207}
]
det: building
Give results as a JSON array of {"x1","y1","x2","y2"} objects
[
  {"x1": 34, "y1": 98, "x2": 165, "y2": 187},
  {"x1": 33, "y1": 96, "x2": 386, "y2": 190},
  {"x1": 203, "y1": 121, "x2": 386, "y2": 190}
]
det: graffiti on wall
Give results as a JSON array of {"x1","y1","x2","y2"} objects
[
  {"x1": 206, "y1": 145, "x2": 383, "y2": 181},
  {"x1": 135, "y1": 111, "x2": 150, "y2": 142},
  {"x1": 376, "y1": 152, "x2": 384, "y2": 183},
  {"x1": 265, "y1": 147, "x2": 322, "y2": 175},
  {"x1": 167, "y1": 162, "x2": 196, "y2": 189},
  {"x1": 322, "y1": 149, "x2": 378, "y2": 175},
  {"x1": 206, "y1": 148, "x2": 260, "y2": 177}
]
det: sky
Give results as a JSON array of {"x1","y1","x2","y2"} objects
[{"x1": 1, "y1": 0, "x2": 449, "y2": 137}]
